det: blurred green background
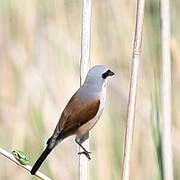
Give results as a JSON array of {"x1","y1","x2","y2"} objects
[{"x1": 0, "y1": 0, "x2": 179, "y2": 180}]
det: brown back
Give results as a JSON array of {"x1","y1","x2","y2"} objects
[{"x1": 58, "y1": 93, "x2": 100, "y2": 135}]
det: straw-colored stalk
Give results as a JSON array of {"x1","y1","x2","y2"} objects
[
  {"x1": 79, "y1": 0, "x2": 92, "y2": 180},
  {"x1": 0, "y1": 147, "x2": 51, "y2": 180},
  {"x1": 121, "y1": 0, "x2": 145, "y2": 179},
  {"x1": 160, "y1": 0, "x2": 174, "y2": 179}
]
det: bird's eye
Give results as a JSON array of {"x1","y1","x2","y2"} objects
[{"x1": 102, "y1": 70, "x2": 115, "y2": 79}]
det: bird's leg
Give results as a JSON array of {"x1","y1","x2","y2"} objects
[
  {"x1": 75, "y1": 139, "x2": 91, "y2": 160},
  {"x1": 78, "y1": 144, "x2": 91, "y2": 160}
]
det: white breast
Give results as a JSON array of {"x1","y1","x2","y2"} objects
[{"x1": 76, "y1": 82, "x2": 107, "y2": 138}]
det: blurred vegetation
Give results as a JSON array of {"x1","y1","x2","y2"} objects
[
  {"x1": 150, "y1": 79, "x2": 163, "y2": 180},
  {"x1": 0, "y1": 0, "x2": 179, "y2": 180}
]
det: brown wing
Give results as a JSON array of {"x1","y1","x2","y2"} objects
[{"x1": 58, "y1": 93, "x2": 100, "y2": 135}]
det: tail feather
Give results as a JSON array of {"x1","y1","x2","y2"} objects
[
  {"x1": 31, "y1": 133, "x2": 63, "y2": 175},
  {"x1": 30, "y1": 145, "x2": 53, "y2": 175}
]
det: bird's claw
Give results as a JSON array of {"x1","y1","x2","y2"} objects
[{"x1": 78, "y1": 151, "x2": 91, "y2": 160}]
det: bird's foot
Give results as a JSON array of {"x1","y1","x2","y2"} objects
[{"x1": 78, "y1": 151, "x2": 91, "y2": 160}]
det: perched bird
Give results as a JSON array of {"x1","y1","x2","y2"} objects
[{"x1": 30, "y1": 65, "x2": 114, "y2": 175}]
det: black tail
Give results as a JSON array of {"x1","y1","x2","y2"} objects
[{"x1": 30, "y1": 145, "x2": 53, "y2": 175}]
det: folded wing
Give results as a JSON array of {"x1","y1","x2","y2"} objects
[{"x1": 59, "y1": 93, "x2": 100, "y2": 136}]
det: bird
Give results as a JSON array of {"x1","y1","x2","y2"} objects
[{"x1": 30, "y1": 65, "x2": 114, "y2": 175}]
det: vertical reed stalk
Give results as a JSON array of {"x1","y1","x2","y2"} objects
[
  {"x1": 160, "y1": 0, "x2": 173, "y2": 179},
  {"x1": 121, "y1": 0, "x2": 145, "y2": 179},
  {"x1": 79, "y1": 0, "x2": 92, "y2": 180}
]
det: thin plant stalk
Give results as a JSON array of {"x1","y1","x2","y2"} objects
[
  {"x1": 160, "y1": 0, "x2": 173, "y2": 179},
  {"x1": 79, "y1": 0, "x2": 92, "y2": 180},
  {"x1": 0, "y1": 147, "x2": 51, "y2": 180},
  {"x1": 121, "y1": 0, "x2": 145, "y2": 179}
]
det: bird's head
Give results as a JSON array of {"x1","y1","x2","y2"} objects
[
  {"x1": 86, "y1": 65, "x2": 114, "y2": 82},
  {"x1": 83, "y1": 65, "x2": 115, "y2": 91},
  {"x1": 79, "y1": 65, "x2": 114, "y2": 99}
]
